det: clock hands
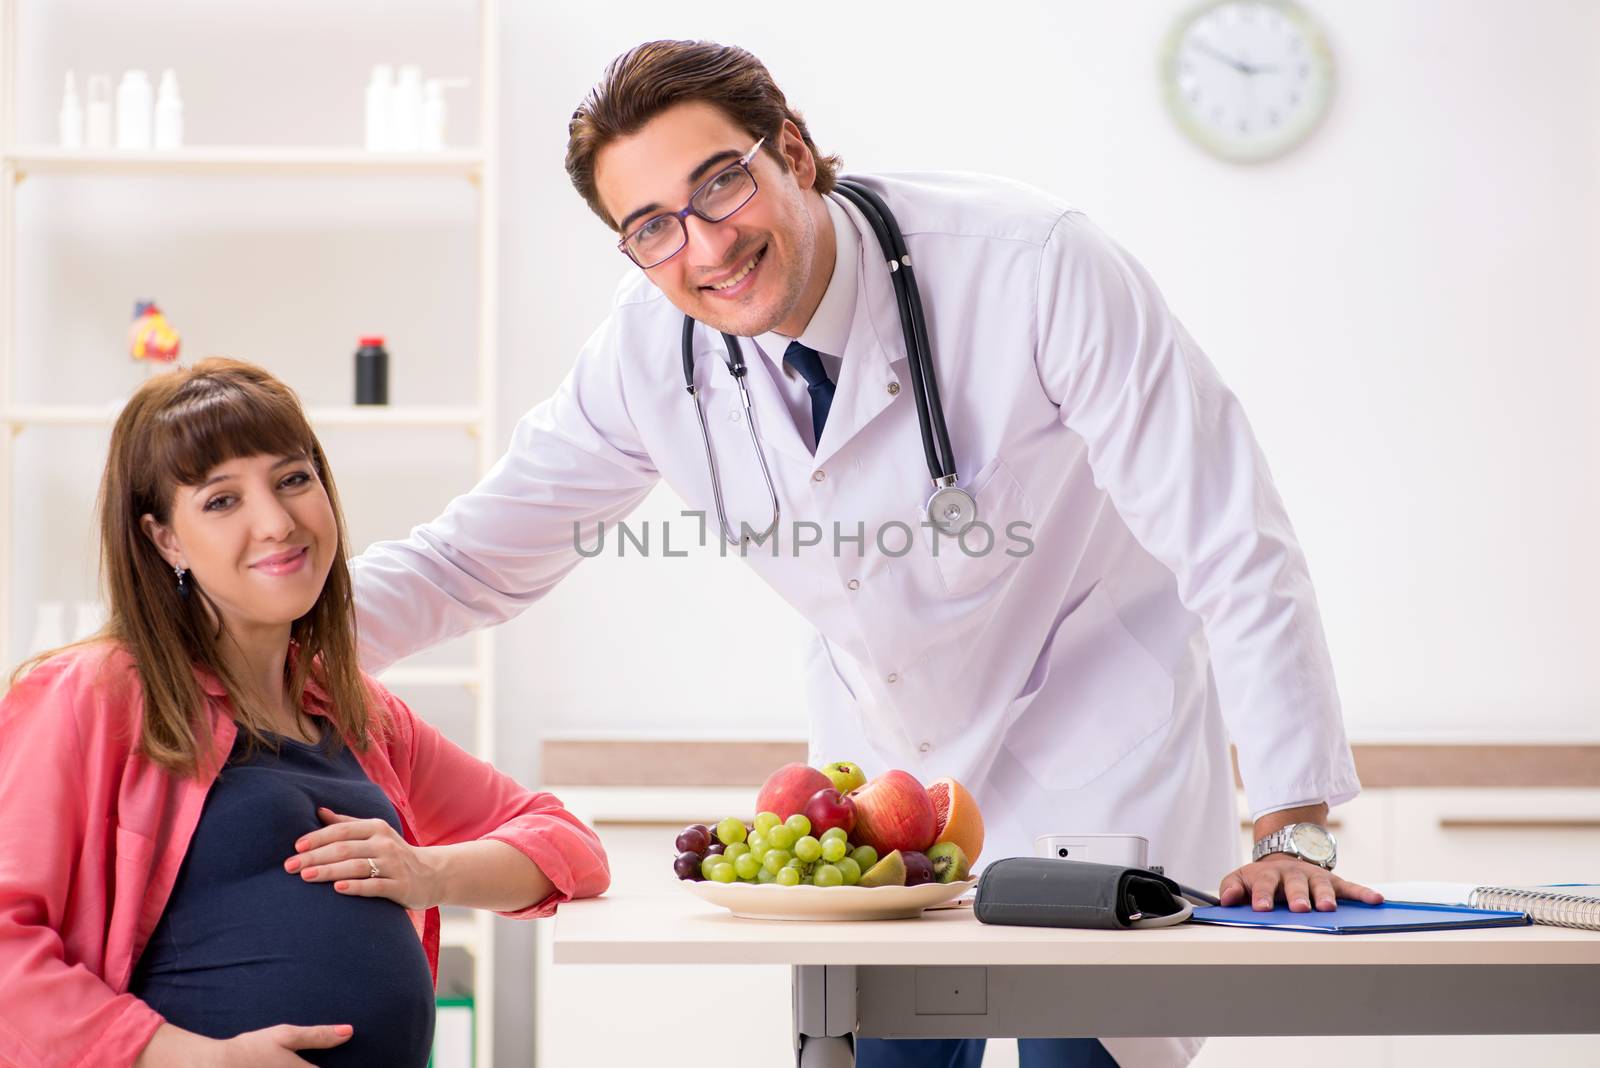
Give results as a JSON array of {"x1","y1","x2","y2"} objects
[{"x1": 1189, "y1": 37, "x2": 1281, "y2": 76}]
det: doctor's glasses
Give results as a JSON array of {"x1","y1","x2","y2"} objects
[{"x1": 617, "y1": 138, "x2": 765, "y2": 269}]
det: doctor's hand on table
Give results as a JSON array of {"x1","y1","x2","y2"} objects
[{"x1": 1219, "y1": 802, "x2": 1386, "y2": 912}]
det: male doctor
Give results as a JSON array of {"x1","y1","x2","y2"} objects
[{"x1": 351, "y1": 40, "x2": 1381, "y2": 1068}]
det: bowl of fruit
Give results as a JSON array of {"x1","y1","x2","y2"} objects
[{"x1": 673, "y1": 760, "x2": 983, "y2": 921}]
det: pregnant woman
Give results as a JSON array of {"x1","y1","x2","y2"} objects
[{"x1": 0, "y1": 358, "x2": 610, "y2": 1067}]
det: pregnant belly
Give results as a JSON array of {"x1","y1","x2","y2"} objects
[{"x1": 133, "y1": 881, "x2": 435, "y2": 1067}]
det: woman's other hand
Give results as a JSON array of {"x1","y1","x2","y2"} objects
[
  {"x1": 213, "y1": 1024, "x2": 356, "y2": 1065},
  {"x1": 284, "y1": 806, "x2": 442, "y2": 909},
  {"x1": 137, "y1": 1022, "x2": 354, "y2": 1066}
]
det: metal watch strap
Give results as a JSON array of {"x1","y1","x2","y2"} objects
[{"x1": 1252, "y1": 826, "x2": 1292, "y2": 863}]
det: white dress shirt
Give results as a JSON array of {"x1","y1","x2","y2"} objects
[{"x1": 755, "y1": 194, "x2": 858, "y2": 451}]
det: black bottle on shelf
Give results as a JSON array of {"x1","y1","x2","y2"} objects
[{"x1": 354, "y1": 335, "x2": 389, "y2": 405}]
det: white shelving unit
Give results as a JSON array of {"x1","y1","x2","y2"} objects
[
  {"x1": 0, "y1": 2, "x2": 501, "y2": 1065},
  {"x1": 4, "y1": 146, "x2": 487, "y2": 178}
]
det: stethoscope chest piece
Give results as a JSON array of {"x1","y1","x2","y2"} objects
[{"x1": 927, "y1": 484, "x2": 978, "y2": 536}]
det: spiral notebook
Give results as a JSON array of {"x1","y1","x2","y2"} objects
[{"x1": 1373, "y1": 882, "x2": 1600, "y2": 931}]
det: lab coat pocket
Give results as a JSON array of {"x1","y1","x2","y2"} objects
[
  {"x1": 1002, "y1": 584, "x2": 1175, "y2": 792},
  {"x1": 918, "y1": 456, "x2": 1034, "y2": 599}
]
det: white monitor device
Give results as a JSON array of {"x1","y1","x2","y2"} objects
[{"x1": 1033, "y1": 833, "x2": 1149, "y2": 868}]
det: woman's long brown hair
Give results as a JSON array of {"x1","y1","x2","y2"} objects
[{"x1": 14, "y1": 358, "x2": 380, "y2": 777}]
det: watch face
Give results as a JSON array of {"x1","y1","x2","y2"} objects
[
  {"x1": 1289, "y1": 823, "x2": 1336, "y2": 864},
  {"x1": 1160, "y1": 0, "x2": 1336, "y2": 163}
]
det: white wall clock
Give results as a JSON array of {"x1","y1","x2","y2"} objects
[{"x1": 1160, "y1": 0, "x2": 1336, "y2": 163}]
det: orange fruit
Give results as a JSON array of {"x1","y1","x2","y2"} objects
[{"x1": 926, "y1": 777, "x2": 984, "y2": 864}]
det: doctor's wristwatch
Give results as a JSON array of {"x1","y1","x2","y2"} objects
[{"x1": 1251, "y1": 822, "x2": 1337, "y2": 870}]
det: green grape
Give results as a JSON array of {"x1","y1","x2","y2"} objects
[
  {"x1": 836, "y1": 857, "x2": 861, "y2": 885},
  {"x1": 715, "y1": 817, "x2": 747, "y2": 846},
  {"x1": 746, "y1": 831, "x2": 767, "y2": 856},
  {"x1": 793, "y1": 835, "x2": 822, "y2": 863},
  {"x1": 819, "y1": 826, "x2": 849, "y2": 844},
  {"x1": 754, "y1": 811, "x2": 782, "y2": 835},
  {"x1": 734, "y1": 853, "x2": 762, "y2": 880},
  {"x1": 813, "y1": 864, "x2": 843, "y2": 888},
  {"x1": 723, "y1": 842, "x2": 750, "y2": 861},
  {"x1": 849, "y1": 845, "x2": 878, "y2": 870},
  {"x1": 756, "y1": 865, "x2": 778, "y2": 884},
  {"x1": 785, "y1": 813, "x2": 811, "y2": 838},
  {"x1": 763, "y1": 849, "x2": 793, "y2": 874},
  {"x1": 767, "y1": 825, "x2": 796, "y2": 851},
  {"x1": 820, "y1": 837, "x2": 848, "y2": 863},
  {"x1": 785, "y1": 857, "x2": 808, "y2": 873},
  {"x1": 776, "y1": 867, "x2": 801, "y2": 887},
  {"x1": 709, "y1": 863, "x2": 738, "y2": 883},
  {"x1": 700, "y1": 854, "x2": 727, "y2": 880}
]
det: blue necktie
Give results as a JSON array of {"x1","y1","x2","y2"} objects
[{"x1": 784, "y1": 340, "x2": 836, "y2": 446}]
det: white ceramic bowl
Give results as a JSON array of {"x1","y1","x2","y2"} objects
[{"x1": 683, "y1": 878, "x2": 978, "y2": 921}]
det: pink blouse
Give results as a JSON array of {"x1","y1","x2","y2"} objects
[{"x1": 0, "y1": 644, "x2": 610, "y2": 1068}]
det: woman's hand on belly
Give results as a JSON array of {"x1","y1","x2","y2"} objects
[
  {"x1": 284, "y1": 807, "x2": 444, "y2": 910},
  {"x1": 137, "y1": 1021, "x2": 354, "y2": 1067}
]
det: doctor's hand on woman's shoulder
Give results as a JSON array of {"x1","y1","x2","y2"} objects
[
  {"x1": 1218, "y1": 855, "x2": 1385, "y2": 913},
  {"x1": 135, "y1": 1021, "x2": 355, "y2": 1066}
]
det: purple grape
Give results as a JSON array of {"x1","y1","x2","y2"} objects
[
  {"x1": 675, "y1": 826, "x2": 710, "y2": 855},
  {"x1": 673, "y1": 851, "x2": 704, "y2": 881},
  {"x1": 705, "y1": 842, "x2": 726, "y2": 856},
  {"x1": 903, "y1": 851, "x2": 935, "y2": 887}
]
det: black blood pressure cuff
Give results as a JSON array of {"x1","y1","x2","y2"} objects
[{"x1": 974, "y1": 857, "x2": 1189, "y2": 930}]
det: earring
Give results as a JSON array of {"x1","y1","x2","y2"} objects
[{"x1": 174, "y1": 565, "x2": 190, "y2": 600}]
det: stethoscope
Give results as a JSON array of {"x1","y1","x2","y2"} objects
[{"x1": 682, "y1": 177, "x2": 975, "y2": 546}]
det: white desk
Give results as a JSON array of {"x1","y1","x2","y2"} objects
[{"x1": 553, "y1": 891, "x2": 1600, "y2": 1066}]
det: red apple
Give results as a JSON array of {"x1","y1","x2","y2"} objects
[
  {"x1": 847, "y1": 770, "x2": 937, "y2": 855},
  {"x1": 802, "y1": 788, "x2": 857, "y2": 838},
  {"x1": 755, "y1": 763, "x2": 834, "y2": 820}
]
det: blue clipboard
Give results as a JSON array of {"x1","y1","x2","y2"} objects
[{"x1": 1188, "y1": 900, "x2": 1531, "y2": 934}]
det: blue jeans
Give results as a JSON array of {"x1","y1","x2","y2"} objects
[{"x1": 855, "y1": 1037, "x2": 1119, "y2": 1067}]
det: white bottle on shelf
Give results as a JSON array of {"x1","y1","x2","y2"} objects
[
  {"x1": 115, "y1": 69, "x2": 153, "y2": 149},
  {"x1": 58, "y1": 71, "x2": 84, "y2": 148},
  {"x1": 365, "y1": 63, "x2": 394, "y2": 150},
  {"x1": 421, "y1": 77, "x2": 469, "y2": 151},
  {"x1": 154, "y1": 69, "x2": 183, "y2": 149},
  {"x1": 85, "y1": 74, "x2": 113, "y2": 149},
  {"x1": 390, "y1": 64, "x2": 423, "y2": 151}
]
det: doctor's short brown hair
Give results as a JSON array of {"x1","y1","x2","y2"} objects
[{"x1": 565, "y1": 39, "x2": 843, "y2": 231}]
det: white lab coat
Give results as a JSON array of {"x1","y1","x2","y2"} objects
[{"x1": 350, "y1": 171, "x2": 1361, "y2": 1068}]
